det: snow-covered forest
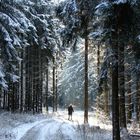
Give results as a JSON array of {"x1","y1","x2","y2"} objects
[{"x1": 0, "y1": 0, "x2": 140, "y2": 140}]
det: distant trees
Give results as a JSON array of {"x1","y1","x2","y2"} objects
[
  {"x1": 57, "y1": 0, "x2": 98, "y2": 123},
  {"x1": 59, "y1": 42, "x2": 97, "y2": 109}
]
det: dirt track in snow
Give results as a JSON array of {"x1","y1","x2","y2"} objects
[{"x1": 20, "y1": 118, "x2": 75, "y2": 140}]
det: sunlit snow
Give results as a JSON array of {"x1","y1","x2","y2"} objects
[
  {"x1": 52, "y1": 0, "x2": 65, "y2": 5},
  {"x1": 0, "y1": 108, "x2": 112, "y2": 140},
  {"x1": 0, "y1": 108, "x2": 140, "y2": 140}
]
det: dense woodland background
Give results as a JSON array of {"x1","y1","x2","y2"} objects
[{"x1": 0, "y1": 0, "x2": 140, "y2": 140}]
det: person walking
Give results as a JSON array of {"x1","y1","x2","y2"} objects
[{"x1": 68, "y1": 104, "x2": 74, "y2": 120}]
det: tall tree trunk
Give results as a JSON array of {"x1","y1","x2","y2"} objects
[
  {"x1": 39, "y1": 47, "x2": 43, "y2": 113},
  {"x1": 20, "y1": 50, "x2": 24, "y2": 112},
  {"x1": 35, "y1": 46, "x2": 40, "y2": 113},
  {"x1": 118, "y1": 44, "x2": 127, "y2": 128},
  {"x1": 46, "y1": 59, "x2": 49, "y2": 112},
  {"x1": 52, "y1": 57, "x2": 56, "y2": 112},
  {"x1": 0, "y1": 88, "x2": 1, "y2": 109},
  {"x1": 11, "y1": 83, "x2": 15, "y2": 112},
  {"x1": 136, "y1": 75, "x2": 140, "y2": 122},
  {"x1": 112, "y1": 38, "x2": 120, "y2": 139},
  {"x1": 55, "y1": 64, "x2": 58, "y2": 112},
  {"x1": 84, "y1": 35, "x2": 88, "y2": 124},
  {"x1": 97, "y1": 44, "x2": 100, "y2": 75},
  {"x1": 29, "y1": 47, "x2": 33, "y2": 112},
  {"x1": 127, "y1": 74, "x2": 132, "y2": 123},
  {"x1": 5, "y1": 93, "x2": 8, "y2": 110},
  {"x1": 104, "y1": 81, "x2": 109, "y2": 116},
  {"x1": 3, "y1": 90, "x2": 6, "y2": 109},
  {"x1": 15, "y1": 82, "x2": 19, "y2": 111},
  {"x1": 32, "y1": 46, "x2": 36, "y2": 114},
  {"x1": 7, "y1": 91, "x2": 10, "y2": 111},
  {"x1": 25, "y1": 46, "x2": 32, "y2": 112},
  {"x1": 96, "y1": 44, "x2": 101, "y2": 117}
]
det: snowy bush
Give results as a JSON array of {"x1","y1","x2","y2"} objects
[{"x1": 76, "y1": 123, "x2": 112, "y2": 140}]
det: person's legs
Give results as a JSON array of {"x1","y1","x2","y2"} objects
[
  {"x1": 68, "y1": 115, "x2": 70, "y2": 120},
  {"x1": 70, "y1": 114, "x2": 72, "y2": 120}
]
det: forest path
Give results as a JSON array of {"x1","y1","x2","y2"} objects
[
  {"x1": 20, "y1": 117, "x2": 76, "y2": 140},
  {"x1": 18, "y1": 110, "x2": 112, "y2": 140}
]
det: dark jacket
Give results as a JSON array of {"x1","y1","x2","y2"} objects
[{"x1": 68, "y1": 105, "x2": 74, "y2": 115}]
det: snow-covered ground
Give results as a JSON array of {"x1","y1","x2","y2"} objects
[{"x1": 0, "y1": 108, "x2": 139, "y2": 140}]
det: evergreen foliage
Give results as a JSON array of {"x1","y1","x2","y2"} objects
[{"x1": 0, "y1": 0, "x2": 140, "y2": 139}]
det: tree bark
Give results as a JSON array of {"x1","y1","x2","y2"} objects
[
  {"x1": 38, "y1": 46, "x2": 42, "y2": 113},
  {"x1": 25, "y1": 46, "x2": 32, "y2": 112},
  {"x1": 111, "y1": 35, "x2": 120, "y2": 139},
  {"x1": 136, "y1": 76, "x2": 140, "y2": 122},
  {"x1": 127, "y1": 74, "x2": 132, "y2": 123},
  {"x1": 3, "y1": 90, "x2": 6, "y2": 109},
  {"x1": 46, "y1": 59, "x2": 49, "y2": 112},
  {"x1": 0, "y1": 88, "x2": 1, "y2": 109},
  {"x1": 97, "y1": 44, "x2": 100, "y2": 75},
  {"x1": 11, "y1": 83, "x2": 15, "y2": 112},
  {"x1": 20, "y1": 50, "x2": 24, "y2": 112},
  {"x1": 84, "y1": 35, "x2": 88, "y2": 124},
  {"x1": 53, "y1": 57, "x2": 56, "y2": 112},
  {"x1": 104, "y1": 81, "x2": 109, "y2": 116},
  {"x1": 118, "y1": 44, "x2": 127, "y2": 128},
  {"x1": 112, "y1": 50, "x2": 120, "y2": 140},
  {"x1": 55, "y1": 64, "x2": 58, "y2": 112}
]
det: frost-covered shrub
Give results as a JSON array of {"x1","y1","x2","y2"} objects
[{"x1": 76, "y1": 123, "x2": 112, "y2": 140}]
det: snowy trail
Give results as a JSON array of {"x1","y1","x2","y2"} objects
[
  {"x1": 1, "y1": 110, "x2": 140, "y2": 140},
  {"x1": 7, "y1": 110, "x2": 113, "y2": 140},
  {"x1": 18, "y1": 110, "x2": 112, "y2": 140},
  {"x1": 20, "y1": 118, "x2": 76, "y2": 140},
  {"x1": 20, "y1": 119, "x2": 54, "y2": 140}
]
